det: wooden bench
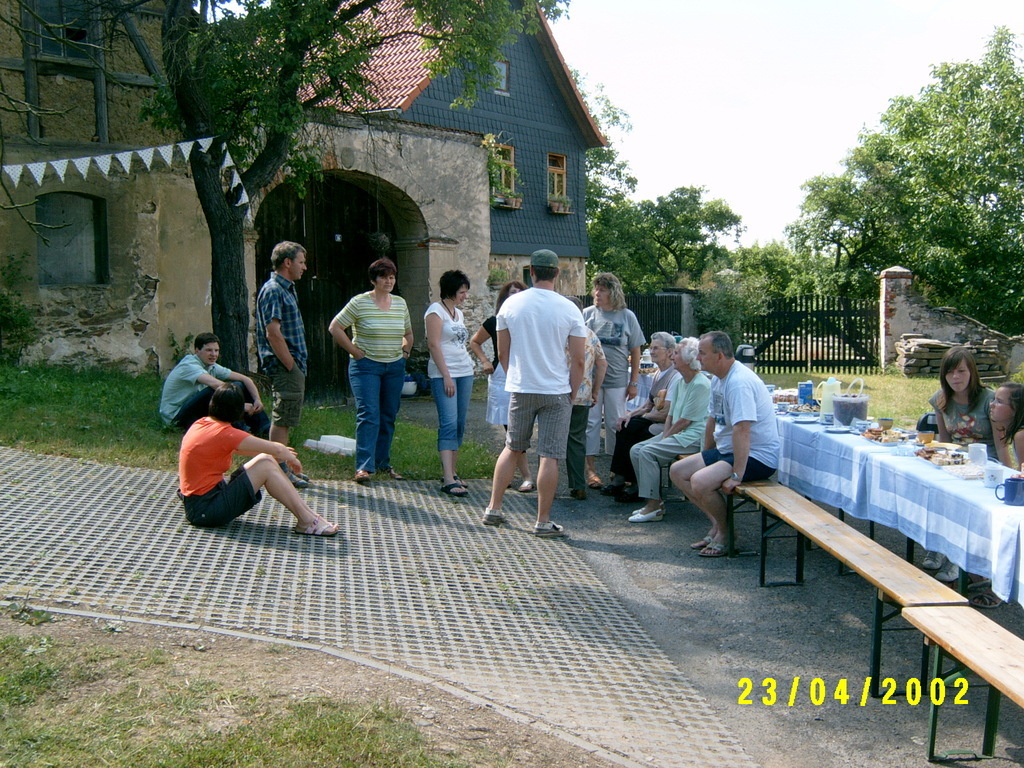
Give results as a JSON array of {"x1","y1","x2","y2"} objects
[
  {"x1": 902, "y1": 604, "x2": 1024, "y2": 760},
  {"x1": 737, "y1": 479, "x2": 968, "y2": 696}
]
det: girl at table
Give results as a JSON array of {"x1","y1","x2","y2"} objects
[
  {"x1": 990, "y1": 381, "x2": 1024, "y2": 472},
  {"x1": 928, "y1": 347, "x2": 996, "y2": 458},
  {"x1": 924, "y1": 348, "x2": 1001, "y2": 607}
]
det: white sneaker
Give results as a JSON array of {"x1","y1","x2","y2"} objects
[
  {"x1": 922, "y1": 551, "x2": 944, "y2": 570},
  {"x1": 934, "y1": 560, "x2": 960, "y2": 584},
  {"x1": 628, "y1": 506, "x2": 664, "y2": 523}
]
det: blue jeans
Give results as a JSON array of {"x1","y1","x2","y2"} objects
[
  {"x1": 430, "y1": 375, "x2": 473, "y2": 452},
  {"x1": 348, "y1": 356, "x2": 406, "y2": 473}
]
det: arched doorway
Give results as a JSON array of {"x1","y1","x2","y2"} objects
[{"x1": 255, "y1": 174, "x2": 403, "y2": 400}]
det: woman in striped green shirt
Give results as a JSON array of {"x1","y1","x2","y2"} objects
[{"x1": 329, "y1": 258, "x2": 414, "y2": 483}]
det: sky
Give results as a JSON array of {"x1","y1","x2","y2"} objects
[{"x1": 550, "y1": 0, "x2": 1024, "y2": 247}]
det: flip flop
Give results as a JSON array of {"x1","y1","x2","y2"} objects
[
  {"x1": 293, "y1": 514, "x2": 339, "y2": 536},
  {"x1": 587, "y1": 475, "x2": 603, "y2": 490},
  {"x1": 440, "y1": 482, "x2": 468, "y2": 497},
  {"x1": 517, "y1": 480, "x2": 535, "y2": 493},
  {"x1": 690, "y1": 536, "x2": 713, "y2": 550},
  {"x1": 969, "y1": 590, "x2": 1001, "y2": 609},
  {"x1": 698, "y1": 539, "x2": 727, "y2": 558}
]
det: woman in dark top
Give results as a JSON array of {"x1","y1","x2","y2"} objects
[{"x1": 469, "y1": 279, "x2": 534, "y2": 491}]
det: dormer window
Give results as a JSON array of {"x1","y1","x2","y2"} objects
[
  {"x1": 494, "y1": 60, "x2": 509, "y2": 95},
  {"x1": 36, "y1": 0, "x2": 92, "y2": 60}
]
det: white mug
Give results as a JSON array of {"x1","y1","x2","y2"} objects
[
  {"x1": 984, "y1": 465, "x2": 1005, "y2": 489},
  {"x1": 968, "y1": 443, "x2": 987, "y2": 466}
]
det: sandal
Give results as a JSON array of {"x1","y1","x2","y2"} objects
[
  {"x1": 440, "y1": 482, "x2": 468, "y2": 497},
  {"x1": 294, "y1": 514, "x2": 339, "y2": 537},
  {"x1": 587, "y1": 474, "x2": 603, "y2": 490},
  {"x1": 967, "y1": 578, "x2": 992, "y2": 592},
  {"x1": 517, "y1": 480, "x2": 535, "y2": 493},
  {"x1": 690, "y1": 536, "x2": 713, "y2": 550},
  {"x1": 379, "y1": 467, "x2": 405, "y2": 480},
  {"x1": 354, "y1": 469, "x2": 372, "y2": 484},
  {"x1": 453, "y1": 475, "x2": 468, "y2": 488},
  {"x1": 970, "y1": 590, "x2": 1002, "y2": 609},
  {"x1": 698, "y1": 538, "x2": 727, "y2": 558}
]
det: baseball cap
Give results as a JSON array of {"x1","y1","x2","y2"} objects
[{"x1": 530, "y1": 249, "x2": 559, "y2": 268}]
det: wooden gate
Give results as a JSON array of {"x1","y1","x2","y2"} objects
[{"x1": 745, "y1": 295, "x2": 879, "y2": 374}]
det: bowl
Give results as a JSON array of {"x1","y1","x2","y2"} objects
[
  {"x1": 917, "y1": 431, "x2": 935, "y2": 444},
  {"x1": 877, "y1": 418, "x2": 894, "y2": 431}
]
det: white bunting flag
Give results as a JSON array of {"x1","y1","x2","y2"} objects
[
  {"x1": 26, "y1": 162, "x2": 47, "y2": 185},
  {"x1": 50, "y1": 158, "x2": 69, "y2": 182},
  {"x1": 94, "y1": 154, "x2": 112, "y2": 175},
  {"x1": 72, "y1": 156, "x2": 92, "y2": 178},
  {"x1": 156, "y1": 144, "x2": 174, "y2": 166},
  {"x1": 176, "y1": 141, "x2": 194, "y2": 161},
  {"x1": 136, "y1": 147, "x2": 155, "y2": 170},
  {"x1": 198, "y1": 137, "x2": 213, "y2": 152},
  {"x1": 3, "y1": 164, "x2": 23, "y2": 187},
  {"x1": 222, "y1": 150, "x2": 235, "y2": 170},
  {"x1": 115, "y1": 152, "x2": 134, "y2": 173}
]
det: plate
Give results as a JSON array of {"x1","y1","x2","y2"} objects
[
  {"x1": 792, "y1": 415, "x2": 819, "y2": 424},
  {"x1": 825, "y1": 425, "x2": 852, "y2": 433}
]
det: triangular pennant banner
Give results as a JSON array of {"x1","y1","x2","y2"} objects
[
  {"x1": 72, "y1": 156, "x2": 92, "y2": 178},
  {"x1": 26, "y1": 162, "x2": 47, "y2": 185},
  {"x1": 115, "y1": 152, "x2": 134, "y2": 173},
  {"x1": 156, "y1": 144, "x2": 174, "y2": 166},
  {"x1": 197, "y1": 137, "x2": 213, "y2": 152},
  {"x1": 3, "y1": 164, "x2": 23, "y2": 187},
  {"x1": 94, "y1": 154, "x2": 112, "y2": 175},
  {"x1": 49, "y1": 158, "x2": 69, "y2": 182},
  {"x1": 136, "y1": 147, "x2": 155, "y2": 170},
  {"x1": 222, "y1": 150, "x2": 234, "y2": 170},
  {"x1": 176, "y1": 141, "x2": 195, "y2": 161},
  {"x1": 236, "y1": 187, "x2": 249, "y2": 207}
]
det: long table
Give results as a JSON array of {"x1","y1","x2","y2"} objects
[{"x1": 776, "y1": 416, "x2": 1024, "y2": 606}]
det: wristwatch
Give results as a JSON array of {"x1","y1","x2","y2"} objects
[{"x1": 730, "y1": 472, "x2": 740, "y2": 481}]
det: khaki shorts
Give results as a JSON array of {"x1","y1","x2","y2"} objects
[
  {"x1": 506, "y1": 392, "x2": 572, "y2": 459},
  {"x1": 271, "y1": 367, "x2": 305, "y2": 427}
]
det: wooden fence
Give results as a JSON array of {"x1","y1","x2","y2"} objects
[{"x1": 745, "y1": 295, "x2": 880, "y2": 374}]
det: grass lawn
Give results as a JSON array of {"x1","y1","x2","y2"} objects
[{"x1": 0, "y1": 363, "x2": 495, "y2": 480}]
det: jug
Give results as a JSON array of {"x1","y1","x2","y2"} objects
[
  {"x1": 832, "y1": 378, "x2": 869, "y2": 427},
  {"x1": 815, "y1": 377, "x2": 842, "y2": 418}
]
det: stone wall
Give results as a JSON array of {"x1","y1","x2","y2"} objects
[
  {"x1": 880, "y1": 266, "x2": 1024, "y2": 377},
  {"x1": 895, "y1": 335, "x2": 1006, "y2": 380}
]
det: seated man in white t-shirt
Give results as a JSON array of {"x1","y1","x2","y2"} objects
[
  {"x1": 669, "y1": 331, "x2": 780, "y2": 557},
  {"x1": 159, "y1": 332, "x2": 269, "y2": 435}
]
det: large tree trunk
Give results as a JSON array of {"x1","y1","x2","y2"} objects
[{"x1": 190, "y1": 147, "x2": 250, "y2": 373}]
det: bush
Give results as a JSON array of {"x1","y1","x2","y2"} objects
[{"x1": 0, "y1": 287, "x2": 36, "y2": 361}]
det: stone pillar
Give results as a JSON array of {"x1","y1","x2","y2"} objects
[
  {"x1": 879, "y1": 266, "x2": 914, "y2": 367},
  {"x1": 394, "y1": 237, "x2": 458, "y2": 350}
]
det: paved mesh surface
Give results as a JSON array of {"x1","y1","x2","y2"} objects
[{"x1": 0, "y1": 446, "x2": 756, "y2": 767}]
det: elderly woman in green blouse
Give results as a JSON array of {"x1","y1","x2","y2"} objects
[{"x1": 329, "y1": 258, "x2": 414, "y2": 484}]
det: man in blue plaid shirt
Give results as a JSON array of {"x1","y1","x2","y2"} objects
[{"x1": 256, "y1": 241, "x2": 310, "y2": 489}]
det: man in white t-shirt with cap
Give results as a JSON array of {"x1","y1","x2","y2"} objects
[{"x1": 481, "y1": 249, "x2": 587, "y2": 537}]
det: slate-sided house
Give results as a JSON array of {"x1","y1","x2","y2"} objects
[{"x1": 0, "y1": 0, "x2": 604, "y2": 395}]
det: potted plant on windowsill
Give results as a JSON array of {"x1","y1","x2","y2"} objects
[
  {"x1": 487, "y1": 268, "x2": 509, "y2": 289},
  {"x1": 493, "y1": 192, "x2": 522, "y2": 210},
  {"x1": 548, "y1": 195, "x2": 572, "y2": 214}
]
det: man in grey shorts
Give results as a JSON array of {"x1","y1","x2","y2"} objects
[
  {"x1": 482, "y1": 249, "x2": 587, "y2": 537},
  {"x1": 255, "y1": 241, "x2": 310, "y2": 489}
]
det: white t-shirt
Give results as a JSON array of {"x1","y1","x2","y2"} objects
[
  {"x1": 496, "y1": 287, "x2": 588, "y2": 395},
  {"x1": 708, "y1": 361, "x2": 781, "y2": 467},
  {"x1": 424, "y1": 302, "x2": 474, "y2": 378}
]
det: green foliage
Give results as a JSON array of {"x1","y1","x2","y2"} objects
[
  {"x1": 588, "y1": 187, "x2": 743, "y2": 291},
  {"x1": 790, "y1": 27, "x2": 1024, "y2": 332},
  {"x1": 693, "y1": 263, "x2": 769, "y2": 343},
  {"x1": 0, "y1": 256, "x2": 36, "y2": 361},
  {"x1": 0, "y1": 363, "x2": 495, "y2": 480}
]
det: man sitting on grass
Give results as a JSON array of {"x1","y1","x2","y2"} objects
[
  {"x1": 159, "y1": 332, "x2": 270, "y2": 436},
  {"x1": 177, "y1": 384, "x2": 338, "y2": 536}
]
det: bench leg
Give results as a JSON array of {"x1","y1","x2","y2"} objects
[
  {"x1": 759, "y1": 508, "x2": 804, "y2": 588},
  {"x1": 924, "y1": 640, "x2": 1001, "y2": 762},
  {"x1": 726, "y1": 493, "x2": 758, "y2": 558}
]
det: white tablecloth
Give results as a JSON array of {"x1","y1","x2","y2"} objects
[{"x1": 776, "y1": 416, "x2": 1024, "y2": 605}]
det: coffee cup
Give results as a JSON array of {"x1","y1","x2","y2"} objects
[
  {"x1": 876, "y1": 418, "x2": 894, "y2": 432},
  {"x1": 917, "y1": 431, "x2": 935, "y2": 444},
  {"x1": 985, "y1": 465, "x2": 1005, "y2": 489},
  {"x1": 968, "y1": 443, "x2": 987, "y2": 466},
  {"x1": 995, "y1": 475, "x2": 1024, "y2": 505}
]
